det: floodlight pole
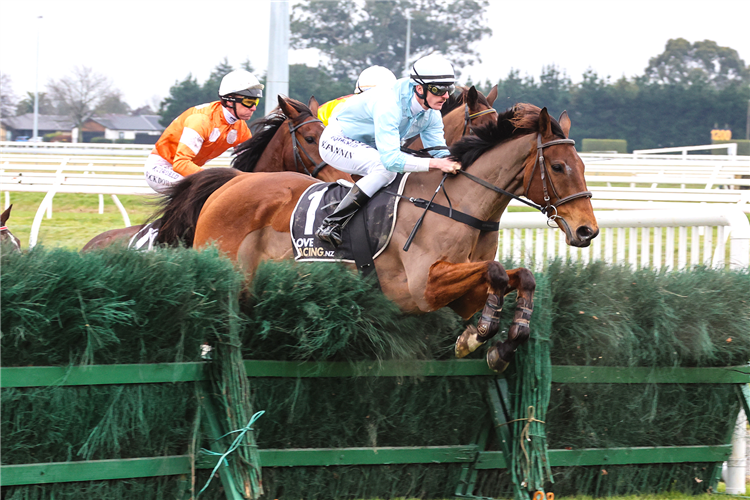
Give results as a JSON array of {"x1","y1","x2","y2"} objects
[
  {"x1": 32, "y1": 15, "x2": 42, "y2": 143},
  {"x1": 266, "y1": 1, "x2": 289, "y2": 116},
  {"x1": 403, "y1": 11, "x2": 411, "y2": 77}
]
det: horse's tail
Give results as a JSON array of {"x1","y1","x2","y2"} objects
[{"x1": 154, "y1": 168, "x2": 242, "y2": 247}]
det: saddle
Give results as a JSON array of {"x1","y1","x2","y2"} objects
[{"x1": 290, "y1": 175, "x2": 408, "y2": 277}]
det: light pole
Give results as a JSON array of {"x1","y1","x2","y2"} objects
[
  {"x1": 266, "y1": 1, "x2": 289, "y2": 116},
  {"x1": 32, "y1": 15, "x2": 42, "y2": 143},
  {"x1": 403, "y1": 11, "x2": 411, "y2": 77}
]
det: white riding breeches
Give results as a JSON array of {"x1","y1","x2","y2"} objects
[
  {"x1": 144, "y1": 154, "x2": 184, "y2": 194},
  {"x1": 318, "y1": 121, "x2": 398, "y2": 197}
]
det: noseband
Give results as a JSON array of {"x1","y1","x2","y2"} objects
[
  {"x1": 288, "y1": 118, "x2": 328, "y2": 178},
  {"x1": 462, "y1": 104, "x2": 498, "y2": 137}
]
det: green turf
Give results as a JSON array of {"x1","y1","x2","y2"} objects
[{"x1": 3, "y1": 192, "x2": 157, "y2": 250}]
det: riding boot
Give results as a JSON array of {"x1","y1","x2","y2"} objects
[{"x1": 316, "y1": 184, "x2": 371, "y2": 247}]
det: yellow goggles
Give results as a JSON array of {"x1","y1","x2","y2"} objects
[{"x1": 225, "y1": 95, "x2": 260, "y2": 108}]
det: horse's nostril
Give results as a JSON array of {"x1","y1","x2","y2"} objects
[{"x1": 576, "y1": 225, "x2": 595, "y2": 241}]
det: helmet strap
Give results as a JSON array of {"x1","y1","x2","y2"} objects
[
  {"x1": 414, "y1": 83, "x2": 432, "y2": 110},
  {"x1": 220, "y1": 98, "x2": 240, "y2": 120}
]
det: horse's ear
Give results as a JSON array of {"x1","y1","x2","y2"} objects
[
  {"x1": 1, "y1": 205, "x2": 11, "y2": 226},
  {"x1": 538, "y1": 107, "x2": 552, "y2": 137},
  {"x1": 558, "y1": 110, "x2": 571, "y2": 138},
  {"x1": 486, "y1": 85, "x2": 498, "y2": 106},
  {"x1": 277, "y1": 95, "x2": 298, "y2": 118},
  {"x1": 307, "y1": 96, "x2": 319, "y2": 117},
  {"x1": 467, "y1": 86, "x2": 478, "y2": 107}
]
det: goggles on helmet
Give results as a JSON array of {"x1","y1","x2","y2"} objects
[
  {"x1": 223, "y1": 95, "x2": 260, "y2": 108},
  {"x1": 426, "y1": 83, "x2": 455, "y2": 97}
]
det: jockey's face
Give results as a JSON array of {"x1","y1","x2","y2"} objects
[
  {"x1": 233, "y1": 100, "x2": 257, "y2": 120},
  {"x1": 416, "y1": 84, "x2": 449, "y2": 110}
]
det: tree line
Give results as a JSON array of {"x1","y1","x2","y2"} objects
[{"x1": 2, "y1": 0, "x2": 748, "y2": 151}]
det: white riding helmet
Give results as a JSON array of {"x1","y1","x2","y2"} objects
[
  {"x1": 410, "y1": 54, "x2": 456, "y2": 86},
  {"x1": 354, "y1": 65, "x2": 397, "y2": 94},
  {"x1": 218, "y1": 70, "x2": 264, "y2": 98}
]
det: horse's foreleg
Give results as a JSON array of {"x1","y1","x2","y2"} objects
[
  {"x1": 486, "y1": 267, "x2": 536, "y2": 373},
  {"x1": 424, "y1": 260, "x2": 510, "y2": 359}
]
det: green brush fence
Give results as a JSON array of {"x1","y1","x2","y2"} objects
[{"x1": 2, "y1": 249, "x2": 749, "y2": 499}]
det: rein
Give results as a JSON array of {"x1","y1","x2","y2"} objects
[
  {"x1": 462, "y1": 104, "x2": 498, "y2": 137},
  {"x1": 288, "y1": 118, "x2": 328, "y2": 178},
  {"x1": 397, "y1": 134, "x2": 592, "y2": 250}
]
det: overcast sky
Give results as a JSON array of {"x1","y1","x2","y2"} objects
[{"x1": 1, "y1": 0, "x2": 748, "y2": 110}]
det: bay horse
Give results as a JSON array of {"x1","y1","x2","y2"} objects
[
  {"x1": 191, "y1": 103, "x2": 598, "y2": 371},
  {"x1": 407, "y1": 85, "x2": 499, "y2": 149},
  {"x1": 0, "y1": 205, "x2": 21, "y2": 252},
  {"x1": 81, "y1": 96, "x2": 351, "y2": 251}
]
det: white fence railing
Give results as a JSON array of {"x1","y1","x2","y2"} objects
[{"x1": 498, "y1": 207, "x2": 750, "y2": 271}]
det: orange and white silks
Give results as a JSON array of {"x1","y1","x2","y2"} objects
[{"x1": 152, "y1": 101, "x2": 251, "y2": 176}]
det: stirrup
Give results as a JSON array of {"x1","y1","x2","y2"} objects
[{"x1": 316, "y1": 222, "x2": 343, "y2": 246}]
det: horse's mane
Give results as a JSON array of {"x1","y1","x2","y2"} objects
[
  {"x1": 232, "y1": 99, "x2": 314, "y2": 172},
  {"x1": 440, "y1": 87, "x2": 492, "y2": 117},
  {"x1": 449, "y1": 103, "x2": 565, "y2": 168},
  {"x1": 440, "y1": 92, "x2": 464, "y2": 116}
]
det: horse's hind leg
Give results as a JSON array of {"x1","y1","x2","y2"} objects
[
  {"x1": 424, "y1": 260, "x2": 510, "y2": 358},
  {"x1": 486, "y1": 267, "x2": 536, "y2": 373}
]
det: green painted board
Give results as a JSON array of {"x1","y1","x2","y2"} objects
[
  {"x1": 552, "y1": 365, "x2": 750, "y2": 384},
  {"x1": 4, "y1": 362, "x2": 748, "y2": 387},
  {"x1": 475, "y1": 445, "x2": 732, "y2": 469},
  {"x1": 243, "y1": 359, "x2": 498, "y2": 378},
  {"x1": 258, "y1": 446, "x2": 478, "y2": 467},
  {"x1": 0, "y1": 456, "x2": 192, "y2": 486},
  {"x1": 1, "y1": 362, "x2": 207, "y2": 388}
]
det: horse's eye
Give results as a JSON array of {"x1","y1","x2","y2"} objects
[
  {"x1": 551, "y1": 162, "x2": 564, "y2": 173},
  {"x1": 305, "y1": 136, "x2": 315, "y2": 144}
]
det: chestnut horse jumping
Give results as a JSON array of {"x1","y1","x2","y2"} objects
[
  {"x1": 191, "y1": 103, "x2": 598, "y2": 371},
  {"x1": 81, "y1": 96, "x2": 350, "y2": 251}
]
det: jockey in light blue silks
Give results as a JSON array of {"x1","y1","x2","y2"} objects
[{"x1": 316, "y1": 54, "x2": 463, "y2": 247}]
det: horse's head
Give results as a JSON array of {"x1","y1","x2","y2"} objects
[
  {"x1": 277, "y1": 95, "x2": 353, "y2": 183},
  {"x1": 1, "y1": 205, "x2": 22, "y2": 252},
  {"x1": 522, "y1": 107, "x2": 599, "y2": 247},
  {"x1": 441, "y1": 85, "x2": 498, "y2": 144}
]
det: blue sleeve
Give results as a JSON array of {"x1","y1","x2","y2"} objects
[
  {"x1": 372, "y1": 98, "x2": 408, "y2": 173},
  {"x1": 419, "y1": 111, "x2": 450, "y2": 158}
]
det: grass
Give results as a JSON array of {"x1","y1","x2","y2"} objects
[{"x1": 3, "y1": 192, "x2": 157, "y2": 250}]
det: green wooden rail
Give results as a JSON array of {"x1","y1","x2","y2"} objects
[
  {"x1": 1, "y1": 360, "x2": 748, "y2": 488},
  {"x1": 4, "y1": 360, "x2": 750, "y2": 388}
]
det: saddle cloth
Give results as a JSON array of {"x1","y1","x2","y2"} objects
[
  {"x1": 129, "y1": 220, "x2": 161, "y2": 251},
  {"x1": 291, "y1": 174, "x2": 409, "y2": 263}
]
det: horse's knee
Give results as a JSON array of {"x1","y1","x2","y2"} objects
[
  {"x1": 486, "y1": 261, "x2": 509, "y2": 294},
  {"x1": 508, "y1": 267, "x2": 536, "y2": 294}
]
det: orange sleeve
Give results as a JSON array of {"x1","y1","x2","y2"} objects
[{"x1": 172, "y1": 114, "x2": 211, "y2": 176}]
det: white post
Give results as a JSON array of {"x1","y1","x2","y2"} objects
[
  {"x1": 266, "y1": 1, "x2": 289, "y2": 116},
  {"x1": 32, "y1": 15, "x2": 42, "y2": 143},
  {"x1": 725, "y1": 408, "x2": 747, "y2": 495}
]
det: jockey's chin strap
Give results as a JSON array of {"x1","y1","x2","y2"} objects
[
  {"x1": 462, "y1": 105, "x2": 498, "y2": 137},
  {"x1": 288, "y1": 118, "x2": 328, "y2": 178}
]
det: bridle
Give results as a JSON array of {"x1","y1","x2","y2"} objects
[
  {"x1": 457, "y1": 134, "x2": 592, "y2": 241},
  {"x1": 288, "y1": 118, "x2": 328, "y2": 178},
  {"x1": 461, "y1": 104, "x2": 497, "y2": 137}
]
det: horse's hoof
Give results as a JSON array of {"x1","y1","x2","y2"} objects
[
  {"x1": 455, "y1": 325, "x2": 486, "y2": 358},
  {"x1": 486, "y1": 346, "x2": 510, "y2": 373}
]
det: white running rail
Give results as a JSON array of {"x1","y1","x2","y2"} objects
[{"x1": 498, "y1": 207, "x2": 750, "y2": 271}]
